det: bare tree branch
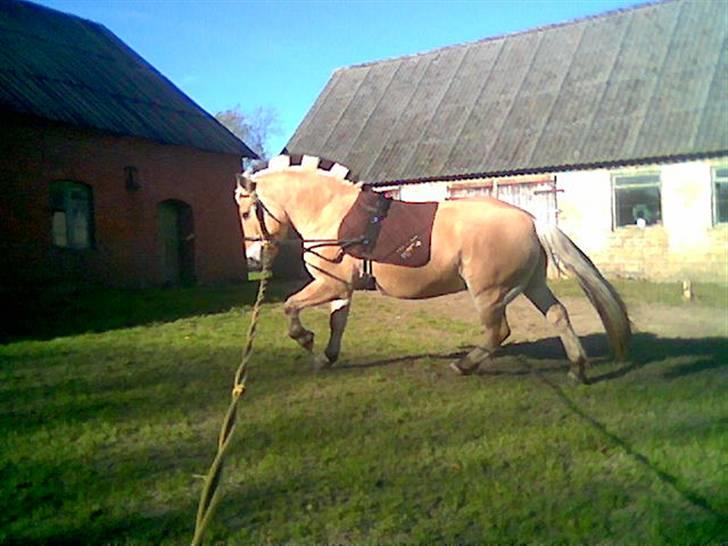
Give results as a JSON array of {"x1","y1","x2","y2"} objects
[{"x1": 215, "y1": 106, "x2": 282, "y2": 160}]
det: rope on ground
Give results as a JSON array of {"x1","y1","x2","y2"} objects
[{"x1": 191, "y1": 243, "x2": 274, "y2": 546}]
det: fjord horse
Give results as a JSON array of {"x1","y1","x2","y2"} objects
[{"x1": 235, "y1": 155, "x2": 630, "y2": 383}]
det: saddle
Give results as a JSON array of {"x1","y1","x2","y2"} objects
[{"x1": 338, "y1": 190, "x2": 439, "y2": 268}]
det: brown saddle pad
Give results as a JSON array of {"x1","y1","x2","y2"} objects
[{"x1": 338, "y1": 190, "x2": 438, "y2": 267}]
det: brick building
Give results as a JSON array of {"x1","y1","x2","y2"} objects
[{"x1": 0, "y1": 0, "x2": 257, "y2": 288}]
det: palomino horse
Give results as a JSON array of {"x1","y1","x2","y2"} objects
[{"x1": 235, "y1": 154, "x2": 630, "y2": 383}]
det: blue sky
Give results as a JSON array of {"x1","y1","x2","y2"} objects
[{"x1": 36, "y1": 0, "x2": 640, "y2": 154}]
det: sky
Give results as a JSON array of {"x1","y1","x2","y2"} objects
[{"x1": 35, "y1": 0, "x2": 642, "y2": 155}]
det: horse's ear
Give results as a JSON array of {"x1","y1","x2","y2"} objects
[{"x1": 236, "y1": 173, "x2": 255, "y2": 193}]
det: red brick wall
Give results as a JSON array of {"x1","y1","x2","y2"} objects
[{"x1": 0, "y1": 114, "x2": 247, "y2": 287}]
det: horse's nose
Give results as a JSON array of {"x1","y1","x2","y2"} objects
[{"x1": 246, "y1": 241, "x2": 263, "y2": 262}]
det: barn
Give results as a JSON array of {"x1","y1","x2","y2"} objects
[
  {"x1": 286, "y1": 0, "x2": 727, "y2": 282},
  {"x1": 0, "y1": 0, "x2": 257, "y2": 289}
]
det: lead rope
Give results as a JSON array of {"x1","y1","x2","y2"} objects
[{"x1": 191, "y1": 241, "x2": 274, "y2": 546}]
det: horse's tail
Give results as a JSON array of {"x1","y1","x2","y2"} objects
[{"x1": 534, "y1": 221, "x2": 631, "y2": 361}]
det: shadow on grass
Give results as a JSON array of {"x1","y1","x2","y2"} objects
[
  {"x1": 499, "y1": 332, "x2": 728, "y2": 383},
  {"x1": 533, "y1": 368, "x2": 726, "y2": 532},
  {"x1": 341, "y1": 332, "x2": 728, "y2": 382},
  {"x1": 0, "y1": 280, "x2": 304, "y2": 343},
  {"x1": 589, "y1": 333, "x2": 728, "y2": 383},
  {"x1": 336, "y1": 351, "x2": 465, "y2": 370}
]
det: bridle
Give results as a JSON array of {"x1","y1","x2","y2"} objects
[
  {"x1": 236, "y1": 174, "x2": 280, "y2": 244},
  {"x1": 249, "y1": 195, "x2": 281, "y2": 243},
  {"x1": 236, "y1": 174, "x2": 367, "y2": 263}
]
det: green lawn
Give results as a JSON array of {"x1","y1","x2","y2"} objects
[{"x1": 1, "y1": 281, "x2": 726, "y2": 544}]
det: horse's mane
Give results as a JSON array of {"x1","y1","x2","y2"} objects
[{"x1": 247, "y1": 154, "x2": 360, "y2": 188}]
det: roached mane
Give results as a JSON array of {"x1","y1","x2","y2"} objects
[{"x1": 247, "y1": 154, "x2": 359, "y2": 185}]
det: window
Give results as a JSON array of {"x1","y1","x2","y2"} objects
[
  {"x1": 613, "y1": 173, "x2": 662, "y2": 228},
  {"x1": 49, "y1": 181, "x2": 94, "y2": 249},
  {"x1": 713, "y1": 167, "x2": 728, "y2": 224}
]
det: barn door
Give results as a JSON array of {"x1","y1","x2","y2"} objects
[
  {"x1": 158, "y1": 200, "x2": 195, "y2": 285},
  {"x1": 496, "y1": 177, "x2": 558, "y2": 224}
]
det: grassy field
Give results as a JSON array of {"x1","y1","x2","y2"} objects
[{"x1": 1, "y1": 280, "x2": 726, "y2": 544}]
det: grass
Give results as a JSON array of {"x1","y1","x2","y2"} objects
[
  {"x1": 248, "y1": 270, "x2": 273, "y2": 282},
  {"x1": 551, "y1": 278, "x2": 728, "y2": 309},
  {"x1": 1, "y1": 280, "x2": 727, "y2": 544}
]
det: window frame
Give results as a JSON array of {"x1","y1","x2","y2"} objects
[
  {"x1": 49, "y1": 180, "x2": 95, "y2": 250},
  {"x1": 611, "y1": 170, "x2": 663, "y2": 229},
  {"x1": 711, "y1": 165, "x2": 728, "y2": 225}
]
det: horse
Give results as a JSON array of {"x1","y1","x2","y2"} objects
[{"x1": 235, "y1": 154, "x2": 630, "y2": 383}]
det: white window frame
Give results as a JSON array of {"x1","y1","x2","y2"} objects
[
  {"x1": 49, "y1": 181, "x2": 94, "y2": 250},
  {"x1": 711, "y1": 165, "x2": 728, "y2": 225},
  {"x1": 611, "y1": 170, "x2": 662, "y2": 229}
]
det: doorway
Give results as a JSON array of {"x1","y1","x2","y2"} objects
[{"x1": 158, "y1": 200, "x2": 195, "y2": 285}]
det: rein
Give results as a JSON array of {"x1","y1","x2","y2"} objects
[
  {"x1": 191, "y1": 241, "x2": 274, "y2": 546},
  {"x1": 245, "y1": 191, "x2": 368, "y2": 264}
]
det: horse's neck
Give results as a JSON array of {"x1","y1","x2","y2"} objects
[{"x1": 265, "y1": 173, "x2": 360, "y2": 238}]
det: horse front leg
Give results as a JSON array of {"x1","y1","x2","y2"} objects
[
  {"x1": 283, "y1": 280, "x2": 349, "y2": 370},
  {"x1": 324, "y1": 298, "x2": 351, "y2": 365}
]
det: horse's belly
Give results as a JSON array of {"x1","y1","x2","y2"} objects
[{"x1": 370, "y1": 262, "x2": 466, "y2": 299}]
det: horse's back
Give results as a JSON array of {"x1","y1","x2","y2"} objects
[
  {"x1": 439, "y1": 195, "x2": 532, "y2": 217},
  {"x1": 436, "y1": 197, "x2": 537, "y2": 241},
  {"x1": 435, "y1": 197, "x2": 541, "y2": 282}
]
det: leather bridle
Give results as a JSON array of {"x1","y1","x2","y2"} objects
[
  {"x1": 249, "y1": 196, "x2": 281, "y2": 243},
  {"x1": 236, "y1": 174, "x2": 278, "y2": 244},
  {"x1": 236, "y1": 174, "x2": 369, "y2": 263}
]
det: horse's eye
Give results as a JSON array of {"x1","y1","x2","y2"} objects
[{"x1": 242, "y1": 211, "x2": 250, "y2": 220}]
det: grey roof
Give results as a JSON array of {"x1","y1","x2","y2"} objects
[
  {"x1": 0, "y1": 0, "x2": 257, "y2": 157},
  {"x1": 287, "y1": 0, "x2": 728, "y2": 183}
]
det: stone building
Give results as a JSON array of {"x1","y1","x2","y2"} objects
[{"x1": 286, "y1": 0, "x2": 727, "y2": 281}]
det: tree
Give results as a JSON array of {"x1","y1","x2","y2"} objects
[{"x1": 214, "y1": 106, "x2": 281, "y2": 160}]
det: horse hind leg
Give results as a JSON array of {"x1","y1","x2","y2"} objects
[
  {"x1": 450, "y1": 290, "x2": 512, "y2": 376},
  {"x1": 524, "y1": 275, "x2": 589, "y2": 384}
]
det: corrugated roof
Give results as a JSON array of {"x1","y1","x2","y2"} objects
[
  {"x1": 286, "y1": 0, "x2": 727, "y2": 183},
  {"x1": 0, "y1": 0, "x2": 257, "y2": 157}
]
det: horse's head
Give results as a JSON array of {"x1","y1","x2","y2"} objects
[{"x1": 235, "y1": 173, "x2": 289, "y2": 265}]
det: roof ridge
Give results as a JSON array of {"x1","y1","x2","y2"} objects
[
  {"x1": 334, "y1": 0, "x2": 677, "y2": 73},
  {"x1": 0, "y1": 24, "x2": 113, "y2": 60},
  {"x1": 8, "y1": 0, "x2": 107, "y2": 30}
]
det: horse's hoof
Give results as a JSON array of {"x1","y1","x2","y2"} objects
[
  {"x1": 324, "y1": 350, "x2": 339, "y2": 366},
  {"x1": 313, "y1": 354, "x2": 332, "y2": 371},
  {"x1": 298, "y1": 331, "x2": 314, "y2": 351},
  {"x1": 568, "y1": 370, "x2": 589, "y2": 385},
  {"x1": 449, "y1": 362, "x2": 476, "y2": 376}
]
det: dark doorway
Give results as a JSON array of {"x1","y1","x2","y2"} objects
[{"x1": 158, "y1": 200, "x2": 195, "y2": 285}]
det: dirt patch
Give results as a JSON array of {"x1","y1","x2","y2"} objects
[{"x1": 355, "y1": 289, "x2": 728, "y2": 343}]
